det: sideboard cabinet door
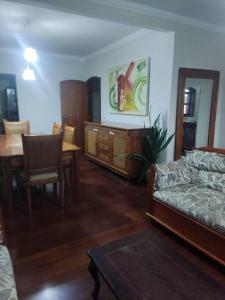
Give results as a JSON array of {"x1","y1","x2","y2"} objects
[
  {"x1": 85, "y1": 125, "x2": 98, "y2": 156},
  {"x1": 110, "y1": 130, "x2": 128, "y2": 172}
]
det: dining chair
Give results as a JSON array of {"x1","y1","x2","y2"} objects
[
  {"x1": 52, "y1": 122, "x2": 62, "y2": 135},
  {"x1": 21, "y1": 134, "x2": 64, "y2": 217},
  {"x1": 3, "y1": 120, "x2": 30, "y2": 135},
  {"x1": 63, "y1": 125, "x2": 75, "y2": 144},
  {"x1": 63, "y1": 125, "x2": 76, "y2": 192}
]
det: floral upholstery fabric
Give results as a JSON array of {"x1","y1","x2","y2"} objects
[
  {"x1": 197, "y1": 170, "x2": 225, "y2": 193},
  {"x1": 0, "y1": 245, "x2": 18, "y2": 300},
  {"x1": 156, "y1": 160, "x2": 192, "y2": 190},
  {"x1": 154, "y1": 184, "x2": 225, "y2": 233},
  {"x1": 185, "y1": 150, "x2": 225, "y2": 172}
]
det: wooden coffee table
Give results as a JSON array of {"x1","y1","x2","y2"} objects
[{"x1": 88, "y1": 230, "x2": 225, "y2": 300}]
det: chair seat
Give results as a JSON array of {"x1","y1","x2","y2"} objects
[
  {"x1": 20, "y1": 172, "x2": 59, "y2": 185},
  {"x1": 30, "y1": 172, "x2": 59, "y2": 183}
]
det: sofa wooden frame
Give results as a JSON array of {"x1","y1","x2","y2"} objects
[
  {"x1": 146, "y1": 147, "x2": 225, "y2": 266},
  {"x1": 0, "y1": 208, "x2": 6, "y2": 244}
]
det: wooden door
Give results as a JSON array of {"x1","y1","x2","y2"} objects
[
  {"x1": 60, "y1": 80, "x2": 88, "y2": 150},
  {"x1": 110, "y1": 130, "x2": 128, "y2": 172}
]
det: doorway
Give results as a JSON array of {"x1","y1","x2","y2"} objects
[{"x1": 0, "y1": 74, "x2": 19, "y2": 133}]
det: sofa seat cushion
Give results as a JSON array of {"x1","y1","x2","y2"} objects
[
  {"x1": 0, "y1": 245, "x2": 18, "y2": 300},
  {"x1": 154, "y1": 184, "x2": 225, "y2": 233}
]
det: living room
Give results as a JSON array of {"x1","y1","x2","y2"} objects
[{"x1": 1, "y1": 0, "x2": 225, "y2": 299}]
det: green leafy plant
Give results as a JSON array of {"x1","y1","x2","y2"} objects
[{"x1": 127, "y1": 114, "x2": 174, "y2": 182}]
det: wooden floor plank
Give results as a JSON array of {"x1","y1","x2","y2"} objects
[{"x1": 3, "y1": 157, "x2": 225, "y2": 299}]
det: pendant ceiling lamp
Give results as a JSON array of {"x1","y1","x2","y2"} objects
[{"x1": 22, "y1": 23, "x2": 37, "y2": 81}]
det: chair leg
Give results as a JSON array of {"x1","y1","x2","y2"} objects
[
  {"x1": 27, "y1": 186, "x2": 32, "y2": 217},
  {"x1": 59, "y1": 180, "x2": 64, "y2": 209},
  {"x1": 63, "y1": 168, "x2": 66, "y2": 192},
  {"x1": 53, "y1": 182, "x2": 57, "y2": 196}
]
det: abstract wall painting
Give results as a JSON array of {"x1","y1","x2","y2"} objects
[{"x1": 109, "y1": 58, "x2": 150, "y2": 115}]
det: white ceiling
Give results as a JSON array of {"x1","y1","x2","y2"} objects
[
  {"x1": 126, "y1": 0, "x2": 225, "y2": 28},
  {"x1": 2, "y1": 0, "x2": 225, "y2": 58},
  {"x1": 0, "y1": 0, "x2": 138, "y2": 58}
]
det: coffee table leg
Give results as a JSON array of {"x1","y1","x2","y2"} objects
[{"x1": 88, "y1": 259, "x2": 100, "y2": 299}]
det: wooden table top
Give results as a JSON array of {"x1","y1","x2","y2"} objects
[
  {"x1": 88, "y1": 230, "x2": 225, "y2": 300},
  {"x1": 0, "y1": 134, "x2": 80, "y2": 157}
]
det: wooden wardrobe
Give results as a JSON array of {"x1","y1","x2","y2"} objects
[{"x1": 60, "y1": 80, "x2": 89, "y2": 150}]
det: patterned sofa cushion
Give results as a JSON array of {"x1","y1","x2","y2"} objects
[
  {"x1": 154, "y1": 184, "x2": 225, "y2": 233},
  {"x1": 156, "y1": 160, "x2": 192, "y2": 190},
  {"x1": 0, "y1": 245, "x2": 18, "y2": 300},
  {"x1": 197, "y1": 170, "x2": 225, "y2": 193},
  {"x1": 185, "y1": 150, "x2": 225, "y2": 172}
]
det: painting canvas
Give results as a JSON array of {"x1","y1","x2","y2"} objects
[{"x1": 109, "y1": 58, "x2": 150, "y2": 115}]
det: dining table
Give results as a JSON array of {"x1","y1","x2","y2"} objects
[{"x1": 0, "y1": 134, "x2": 81, "y2": 214}]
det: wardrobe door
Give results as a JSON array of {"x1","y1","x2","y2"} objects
[{"x1": 60, "y1": 80, "x2": 88, "y2": 150}]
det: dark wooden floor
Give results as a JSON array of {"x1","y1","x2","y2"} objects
[{"x1": 3, "y1": 157, "x2": 225, "y2": 299}]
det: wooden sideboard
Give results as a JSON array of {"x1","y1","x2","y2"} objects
[{"x1": 84, "y1": 122, "x2": 147, "y2": 178}]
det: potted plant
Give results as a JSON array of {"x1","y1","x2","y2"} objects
[{"x1": 126, "y1": 114, "x2": 174, "y2": 182}]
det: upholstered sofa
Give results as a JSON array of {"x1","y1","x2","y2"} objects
[
  {"x1": 0, "y1": 210, "x2": 18, "y2": 300},
  {"x1": 147, "y1": 147, "x2": 225, "y2": 266}
]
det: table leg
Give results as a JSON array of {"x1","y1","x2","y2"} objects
[
  {"x1": 72, "y1": 151, "x2": 80, "y2": 202},
  {"x1": 2, "y1": 158, "x2": 13, "y2": 214},
  {"x1": 88, "y1": 259, "x2": 100, "y2": 300}
]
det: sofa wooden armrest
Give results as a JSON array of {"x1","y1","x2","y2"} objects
[{"x1": 0, "y1": 208, "x2": 6, "y2": 244}]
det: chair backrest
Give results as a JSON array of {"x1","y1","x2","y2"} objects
[
  {"x1": 64, "y1": 125, "x2": 75, "y2": 144},
  {"x1": 22, "y1": 134, "x2": 63, "y2": 176},
  {"x1": 4, "y1": 120, "x2": 30, "y2": 135},
  {"x1": 52, "y1": 122, "x2": 62, "y2": 135}
]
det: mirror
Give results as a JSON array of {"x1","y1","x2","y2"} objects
[{"x1": 175, "y1": 68, "x2": 220, "y2": 159}]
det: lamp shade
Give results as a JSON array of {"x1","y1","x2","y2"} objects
[{"x1": 22, "y1": 67, "x2": 36, "y2": 80}]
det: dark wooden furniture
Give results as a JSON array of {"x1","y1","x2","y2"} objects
[
  {"x1": 147, "y1": 147, "x2": 225, "y2": 267},
  {"x1": 62, "y1": 125, "x2": 76, "y2": 192},
  {"x1": 175, "y1": 68, "x2": 220, "y2": 159},
  {"x1": 0, "y1": 134, "x2": 80, "y2": 214},
  {"x1": 85, "y1": 122, "x2": 146, "y2": 178},
  {"x1": 88, "y1": 230, "x2": 225, "y2": 300},
  {"x1": 60, "y1": 80, "x2": 88, "y2": 150},
  {"x1": 21, "y1": 134, "x2": 64, "y2": 216},
  {"x1": 0, "y1": 208, "x2": 6, "y2": 244}
]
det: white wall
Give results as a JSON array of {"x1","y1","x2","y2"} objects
[
  {"x1": 84, "y1": 29, "x2": 175, "y2": 129},
  {"x1": 0, "y1": 49, "x2": 85, "y2": 133},
  {"x1": 10, "y1": 0, "x2": 225, "y2": 162},
  {"x1": 167, "y1": 25, "x2": 225, "y2": 160}
]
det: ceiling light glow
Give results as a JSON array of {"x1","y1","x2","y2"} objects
[{"x1": 24, "y1": 47, "x2": 38, "y2": 62}]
